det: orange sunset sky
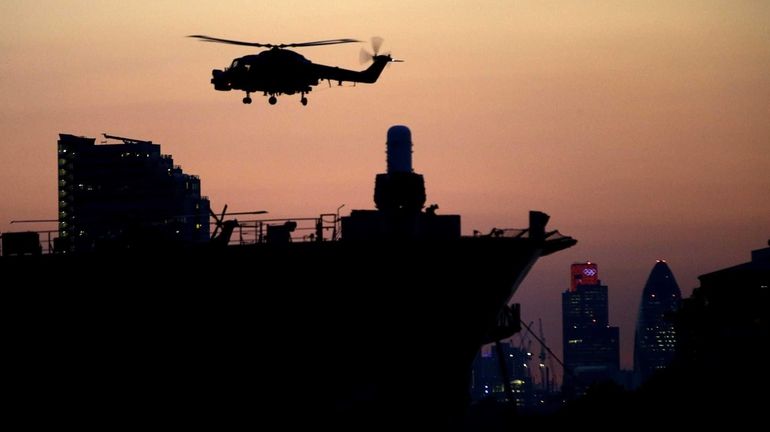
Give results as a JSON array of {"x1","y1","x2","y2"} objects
[{"x1": 1, "y1": 0, "x2": 769, "y2": 371}]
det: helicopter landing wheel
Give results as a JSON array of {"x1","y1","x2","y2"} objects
[
  {"x1": 268, "y1": 96, "x2": 277, "y2": 105},
  {"x1": 242, "y1": 96, "x2": 252, "y2": 104},
  {"x1": 300, "y1": 96, "x2": 308, "y2": 106}
]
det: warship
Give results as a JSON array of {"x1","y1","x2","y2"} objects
[{"x1": 3, "y1": 126, "x2": 575, "y2": 428}]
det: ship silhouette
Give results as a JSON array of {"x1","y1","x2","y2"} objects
[{"x1": 3, "y1": 126, "x2": 575, "y2": 429}]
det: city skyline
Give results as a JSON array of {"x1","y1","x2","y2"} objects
[{"x1": 2, "y1": 1, "x2": 769, "y2": 369}]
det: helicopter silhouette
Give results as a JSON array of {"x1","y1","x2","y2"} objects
[{"x1": 189, "y1": 35, "x2": 402, "y2": 106}]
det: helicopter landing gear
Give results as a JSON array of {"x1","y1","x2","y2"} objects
[
  {"x1": 268, "y1": 96, "x2": 277, "y2": 105},
  {"x1": 242, "y1": 93, "x2": 252, "y2": 104},
  {"x1": 300, "y1": 95, "x2": 308, "y2": 106}
]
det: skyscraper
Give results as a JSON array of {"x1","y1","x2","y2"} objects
[
  {"x1": 57, "y1": 133, "x2": 210, "y2": 253},
  {"x1": 634, "y1": 260, "x2": 681, "y2": 385},
  {"x1": 562, "y1": 263, "x2": 620, "y2": 396}
]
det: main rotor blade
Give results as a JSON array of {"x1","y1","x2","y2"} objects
[
  {"x1": 188, "y1": 35, "x2": 360, "y2": 49},
  {"x1": 283, "y1": 38, "x2": 361, "y2": 48},
  {"x1": 188, "y1": 35, "x2": 275, "y2": 48}
]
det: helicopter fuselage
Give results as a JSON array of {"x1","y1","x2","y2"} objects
[
  {"x1": 209, "y1": 47, "x2": 392, "y2": 105},
  {"x1": 214, "y1": 49, "x2": 317, "y2": 95}
]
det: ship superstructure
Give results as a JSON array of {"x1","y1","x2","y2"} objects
[{"x1": 3, "y1": 126, "x2": 575, "y2": 429}]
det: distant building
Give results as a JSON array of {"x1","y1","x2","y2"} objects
[
  {"x1": 470, "y1": 341, "x2": 534, "y2": 409},
  {"x1": 677, "y1": 241, "x2": 769, "y2": 384},
  {"x1": 562, "y1": 263, "x2": 620, "y2": 396},
  {"x1": 57, "y1": 133, "x2": 210, "y2": 253},
  {"x1": 633, "y1": 260, "x2": 681, "y2": 386},
  {"x1": 637, "y1": 241, "x2": 770, "y2": 418},
  {"x1": 570, "y1": 262, "x2": 598, "y2": 292}
]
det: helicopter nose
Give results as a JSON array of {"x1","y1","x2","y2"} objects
[{"x1": 211, "y1": 69, "x2": 231, "y2": 91}]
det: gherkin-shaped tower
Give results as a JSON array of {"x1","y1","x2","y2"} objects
[{"x1": 634, "y1": 260, "x2": 682, "y2": 384}]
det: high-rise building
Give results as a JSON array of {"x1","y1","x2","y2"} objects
[
  {"x1": 470, "y1": 341, "x2": 533, "y2": 408},
  {"x1": 570, "y1": 262, "x2": 598, "y2": 292},
  {"x1": 562, "y1": 263, "x2": 620, "y2": 396},
  {"x1": 57, "y1": 133, "x2": 210, "y2": 253},
  {"x1": 633, "y1": 260, "x2": 681, "y2": 385}
]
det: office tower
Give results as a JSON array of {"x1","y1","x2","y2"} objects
[
  {"x1": 57, "y1": 133, "x2": 210, "y2": 252},
  {"x1": 634, "y1": 260, "x2": 681, "y2": 385},
  {"x1": 570, "y1": 262, "x2": 598, "y2": 292},
  {"x1": 562, "y1": 263, "x2": 620, "y2": 396}
]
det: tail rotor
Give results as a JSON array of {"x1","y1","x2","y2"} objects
[{"x1": 359, "y1": 36, "x2": 402, "y2": 64}]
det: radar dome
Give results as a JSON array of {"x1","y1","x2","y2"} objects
[{"x1": 386, "y1": 125, "x2": 412, "y2": 173}]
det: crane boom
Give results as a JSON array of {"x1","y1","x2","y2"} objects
[{"x1": 102, "y1": 133, "x2": 153, "y2": 145}]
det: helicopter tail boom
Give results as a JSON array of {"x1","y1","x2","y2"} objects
[
  {"x1": 355, "y1": 55, "x2": 392, "y2": 83},
  {"x1": 315, "y1": 54, "x2": 396, "y2": 85}
]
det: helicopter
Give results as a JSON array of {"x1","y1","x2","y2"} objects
[{"x1": 189, "y1": 35, "x2": 402, "y2": 106}]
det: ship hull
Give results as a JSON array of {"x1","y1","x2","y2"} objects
[{"x1": 6, "y1": 236, "x2": 559, "y2": 428}]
